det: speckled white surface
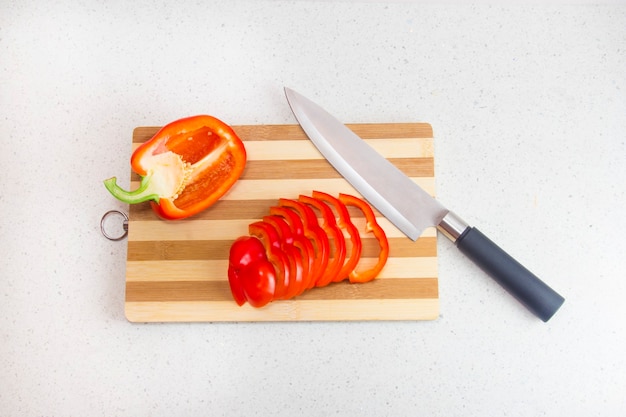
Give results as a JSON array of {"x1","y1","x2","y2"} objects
[{"x1": 1, "y1": 1, "x2": 625, "y2": 415}]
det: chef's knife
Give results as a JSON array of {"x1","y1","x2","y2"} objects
[{"x1": 284, "y1": 87, "x2": 565, "y2": 322}]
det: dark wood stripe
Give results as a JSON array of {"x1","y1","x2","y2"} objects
[
  {"x1": 126, "y1": 240, "x2": 227, "y2": 262},
  {"x1": 133, "y1": 123, "x2": 433, "y2": 143},
  {"x1": 127, "y1": 237, "x2": 437, "y2": 262},
  {"x1": 234, "y1": 125, "x2": 308, "y2": 141},
  {"x1": 238, "y1": 158, "x2": 433, "y2": 180},
  {"x1": 298, "y1": 277, "x2": 439, "y2": 300},
  {"x1": 128, "y1": 199, "x2": 279, "y2": 221},
  {"x1": 125, "y1": 277, "x2": 438, "y2": 302},
  {"x1": 233, "y1": 123, "x2": 433, "y2": 141},
  {"x1": 130, "y1": 157, "x2": 434, "y2": 182},
  {"x1": 128, "y1": 195, "x2": 421, "y2": 222},
  {"x1": 128, "y1": 198, "x2": 381, "y2": 221},
  {"x1": 132, "y1": 127, "x2": 160, "y2": 143},
  {"x1": 346, "y1": 123, "x2": 433, "y2": 140}
]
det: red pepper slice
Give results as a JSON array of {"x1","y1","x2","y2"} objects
[
  {"x1": 227, "y1": 236, "x2": 266, "y2": 306},
  {"x1": 278, "y1": 199, "x2": 330, "y2": 290},
  {"x1": 261, "y1": 216, "x2": 301, "y2": 298},
  {"x1": 104, "y1": 115, "x2": 246, "y2": 220},
  {"x1": 227, "y1": 236, "x2": 275, "y2": 308},
  {"x1": 338, "y1": 194, "x2": 389, "y2": 283},
  {"x1": 311, "y1": 191, "x2": 362, "y2": 284},
  {"x1": 269, "y1": 206, "x2": 317, "y2": 290},
  {"x1": 239, "y1": 260, "x2": 276, "y2": 308},
  {"x1": 248, "y1": 221, "x2": 289, "y2": 301},
  {"x1": 298, "y1": 194, "x2": 346, "y2": 287}
]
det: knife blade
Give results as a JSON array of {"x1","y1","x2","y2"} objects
[{"x1": 284, "y1": 87, "x2": 565, "y2": 322}]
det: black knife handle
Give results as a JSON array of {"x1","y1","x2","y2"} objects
[{"x1": 455, "y1": 227, "x2": 565, "y2": 322}]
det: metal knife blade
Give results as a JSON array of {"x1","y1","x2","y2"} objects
[
  {"x1": 284, "y1": 88, "x2": 446, "y2": 241},
  {"x1": 284, "y1": 87, "x2": 565, "y2": 322}
]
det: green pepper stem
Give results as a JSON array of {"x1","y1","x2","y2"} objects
[{"x1": 103, "y1": 175, "x2": 160, "y2": 205}]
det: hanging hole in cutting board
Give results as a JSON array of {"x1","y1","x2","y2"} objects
[{"x1": 101, "y1": 210, "x2": 129, "y2": 241}]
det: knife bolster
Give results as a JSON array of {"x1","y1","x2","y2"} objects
[{"x1": 437, "y1": 211, "x2": 469, "y2": 242}]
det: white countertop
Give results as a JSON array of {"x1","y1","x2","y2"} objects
[{"x1": 2, "y1": 1, "x2": 625, "y2": 416}]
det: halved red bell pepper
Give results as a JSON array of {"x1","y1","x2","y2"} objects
[
  {"x1": 104, "y1": 115, "x2": 246, "y2": 220},
  {"x1": 339, "y1": 193, "x2": 389, "y2": 283}
]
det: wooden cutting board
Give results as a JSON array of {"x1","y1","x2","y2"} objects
[{"x1": 125, "y1": 122, "x2": 439, "y2": 322}]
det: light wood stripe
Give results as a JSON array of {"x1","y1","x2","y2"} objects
[
  {"x1": 130, "y1": 138, "x2": 434, "y2": 160},
  {"x1": 227, "y1": 178, "x2": 435, "y2": 200},
  {"x1": 125, "y1": 298, "x2": 440, "y2": 322},
  {"x1": 237, "y1": 158, "x2": 433, "y2": 179},
  {"x1": 128, "y1": 219, "x2": 252, "y2": 241},
  {"x1": 126, "y1": 257, "x2": 438, "y2": 282},
  {"x1": 129, "y1": 177, "x2": 436, "y2": 201},
  {"x1": 128, "y1": 198, "x2": 439, "y2": 223},
  {"x1": 128, "y1": 218, "x2": 437, "y2": 241},
  {"x1": 131, "y1": 157, "x2": 434, "y2": 183},
  {"x1": 243, "y1": 138, "x2": 433, "y2": 160},
  {"x1": 127, "y1": 237, "x2": 437, "y2": 262}
]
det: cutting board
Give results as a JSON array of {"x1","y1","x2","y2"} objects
[{"x1": 125, "y1": 122, "x2": 439, "y2": 322}]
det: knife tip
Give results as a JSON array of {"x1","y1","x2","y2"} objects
[{"x1": 284, "y1": 87, "x2": 297, "y2": 102}]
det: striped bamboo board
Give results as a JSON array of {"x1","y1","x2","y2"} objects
[{"x1": 125, "y1": 123, "x2": 439, "y2": 322}]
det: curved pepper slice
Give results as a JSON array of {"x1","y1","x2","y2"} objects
[
  {"x1": 312, "y1": 191, "x2": 362, "y2": 284},
  {"x1": 262, "y1": 215, "x2": 308, "y2": 299},
  {"x1": 248, "y1": 221, "x2": 289, "y2": 301},
  {"x1": 228, "y1": 236, "x2": 265, "y2": 306},
  {"x1": 298, "y1": 194, "x2": 346, "y2": 287},
  {"x1": 227, "y1": 236, "x2": 275, "y2": 308},
  {"x1": 338, "y1": 194, "x2": 389, "y2": 283},
  {"x1": 278, "y1": 199, "x2": 330, "y2": 290},
  {"x1": 268, "y1": 206, "x2": 317, "y2": 292},
  {"x1": 104, "y1": 115, "x2": 246, "y2": 220}
]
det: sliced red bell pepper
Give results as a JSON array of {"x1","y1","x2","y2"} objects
[
  {"x1": 228, "y1": 236, "x2": 265, "y2": 306},
  {"x1": 104, "y1": 115, "x2": 246, "y2": 220},
  {"x1": 226, "y1": 192, "x2": 390, "y2": 308},
  {"x1": 227, "y1": 236, "x2": 275, "y2": 308},
  {"x1": 278, "y1": 199, "x2": 330, "y2": 290},
  {"x1": 311, "y1": 191, "x2": 362, "y2": 284},
  {"x1": 338, "y1": 194, "x2": 389, "y2": 283},
  {"x1": 248, "y1": 221, "x2": 289, "y2": 301},
  {"x1": 268, "y1": 206, "x2": 317, "y2": 290},
  {"x1": 298, "y1": 194, "x2": 346, "y2": 287},
  {"x1": 263, "y1": 214, "x2": 310, "y2": 298}
]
